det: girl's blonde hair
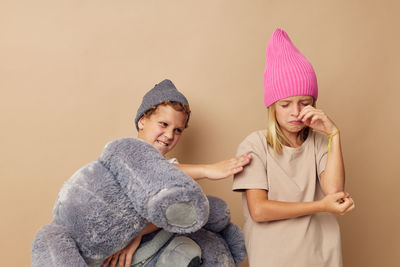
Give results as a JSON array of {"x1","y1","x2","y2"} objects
[{"x1": 266, "y1": 101, "x2": 315, "y2": 154}]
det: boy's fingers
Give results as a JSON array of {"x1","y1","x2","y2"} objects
[
  {"x1": 232, "y1": 155, "x2": 250, "y2": 167},
  {"x1": 231, "y1": 167, "x2": 243, "y2": 175},
  {"x1": 110, "y1": 254, "x2": 118, "y2": 267},
  {"x1": 118, "y1": 254, "x2": 125, "y2": 267},
  {"x1": 125, "y1": 254, "x2": 133, "y2": 267},
  {"x1": 104, "y1": 256, "x2": 112, "y2": 266}
]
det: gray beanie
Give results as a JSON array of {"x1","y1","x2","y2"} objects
[{"x1": 135, "y1": 79, "x2": 189, "y2": 130}]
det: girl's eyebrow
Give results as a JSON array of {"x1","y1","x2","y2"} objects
[{"x1": 299, "y1": 97, "x2": 313, "y2": 101}]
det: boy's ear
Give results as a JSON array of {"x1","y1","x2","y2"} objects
[{"x1": 138, "y1": 117, "x2": 145, "y2": 131}]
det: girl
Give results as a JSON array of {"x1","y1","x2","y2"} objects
[{"x1": 233, "y1": 29, "x2": 355, "y2": 267}]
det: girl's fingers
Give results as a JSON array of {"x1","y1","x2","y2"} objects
[
  {"x1": 346, "y1": 203, "x2": 355, "y2": 213},
  {"x1": 344, "y1": 198, "x2": 355, "y2": 212},
  {"x1": 301, "y1": 111, "x2": 316, "y2": 123},
  {"x1": 310, "y1": 115, "x2": 322, "y2": 125},
  {"x1": 339, "y1": 198, "x2": 355, "y2": 215},
  {"x1": 334, "y1": 191, "x2": 346, "y2": 200},
  {"x1": 299, "y1": 105, "x2": 321, "y2": 119},
  {"x1": 300, "y1": 110, "x2": 324, "y2": 124}
]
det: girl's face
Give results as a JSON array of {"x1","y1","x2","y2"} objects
[
  {"x1": 137, "y1": 105, "x2": 187, "y2": 156},
  {"x1": 275, "y1": 95, "x2": 314, "y2": 136}
]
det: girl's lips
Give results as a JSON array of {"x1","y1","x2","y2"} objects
[{"x1": 289, "y1": 120, "x2": 303, "y2": 125}]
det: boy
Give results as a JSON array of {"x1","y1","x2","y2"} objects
[{"x1": 104, "y1": 79, "x2": 251, "y2": 267}]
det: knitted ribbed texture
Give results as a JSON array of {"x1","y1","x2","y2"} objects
[
  {"x1": 264, "y1": 29, "x2": 318, "y2": 107},
  {"x1": 135, "y1": 79, "x2": 189, "y2": 130}
]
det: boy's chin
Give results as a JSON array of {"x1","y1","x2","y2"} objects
[{"x1": 154, "y1": 144, "x2": 169, "y2": 156}]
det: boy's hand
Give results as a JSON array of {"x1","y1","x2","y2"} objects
[
  {"x1": 319, "y1": 192, "x2": 355, "y2": 215},
  {"x1": 103, "y1": 235, "x2": 142, "y2": 267},
  {"x1": 203, "y1": 154, "x2": 252, "y2": 180}
]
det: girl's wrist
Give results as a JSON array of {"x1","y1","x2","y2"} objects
[
  {"x1": 315, "y1": 199, "x2": 326, "y2": 213},
  {"x1": 327, "y1": 128, "x2": 339, "y2": 136},
  {"x1": 326, "y1": 129, "x2": 340, "y2": 151}
]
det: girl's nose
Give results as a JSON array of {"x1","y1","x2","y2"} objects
[{"x1": 291, "y1": 104, "x2": 301, "y2": 116}]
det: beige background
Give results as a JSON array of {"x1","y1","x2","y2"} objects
[{"x1": 1, "y1": 0, "x2": 399, "y2": 266}]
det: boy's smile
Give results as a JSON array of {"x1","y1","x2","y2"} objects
[{"x1": 137, "y1": 105, "x2": 187, "y2": 156}]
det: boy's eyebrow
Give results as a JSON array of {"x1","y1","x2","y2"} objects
[{"x1": 158, "y1": 119, "x2": 185, "y2": 129}]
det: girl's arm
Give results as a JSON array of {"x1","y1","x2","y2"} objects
[
  {"x1": 174, "y1": 154, "x2": 252, "y2": 180},
  {"x1": 246, "y1": 189, "x2": 354, "y2": 223},
  {"x1": 319, "y1": 132, "x2": 345, "y2": 194},
  {"x1": 298, "y1": 106, "x2": 345, "y2": 195}
]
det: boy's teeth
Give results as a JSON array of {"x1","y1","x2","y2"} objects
[{"x1": 158, "y1": 140, "x2": 168, "y2": 146}]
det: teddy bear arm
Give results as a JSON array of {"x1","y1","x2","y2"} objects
[
  {"x1": 32, "y1": 223, "x2": 88, "y2": 267},
  {"x1": 99, "y1": 138, "x2": 210, "y2": 233}
]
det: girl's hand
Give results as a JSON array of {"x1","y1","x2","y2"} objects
[
  {"x1": 203, "y1": 154, "x2": 252, "y2": 180},
  {"x1": 320, "y1": 192, "x2": 355, "y2": 215},
  {"x1": 103, "y1": 235, "x2": 142, "y2": 267},
  {"x1": 298, "y1": 106, "x2": 338, "y2": 135}
]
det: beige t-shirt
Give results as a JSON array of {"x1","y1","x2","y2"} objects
[{"x1": 233, "y1": 130, "x2": 342, "y2": 267}]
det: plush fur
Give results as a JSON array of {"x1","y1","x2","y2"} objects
[{"x1": 32, "y1": 138, "x2": 246, "y2": 266}]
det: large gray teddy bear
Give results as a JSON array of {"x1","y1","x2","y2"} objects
[{"x1": 32, "y1": 137, "x2": 246, "y2": 266}]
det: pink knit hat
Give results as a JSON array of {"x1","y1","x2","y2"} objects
[{"x1": 264, "y1": 29, "x2": 318, "y2": 107}]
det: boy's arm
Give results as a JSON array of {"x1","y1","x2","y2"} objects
[
  {"x1": 103, "y1": 223, "x2": 159, "y2": 267},
  {"x1": 174, "y1": 154, "x2": 252, "y2": 180}
]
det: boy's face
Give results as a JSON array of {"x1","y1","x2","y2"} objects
[{"x1": 137, "y1": 105, "x2": 187, "y2": 156}]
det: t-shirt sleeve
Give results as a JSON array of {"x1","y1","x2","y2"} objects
[
  {"x1": 315, "y1": 132, "x2": 329, "y2": 178},
  {"x1": 232, "y1": 132, "x2": 269, "y2": 192},
  {"x1": 167, "y1": 158, "x2": 179, "y2": 164}
]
